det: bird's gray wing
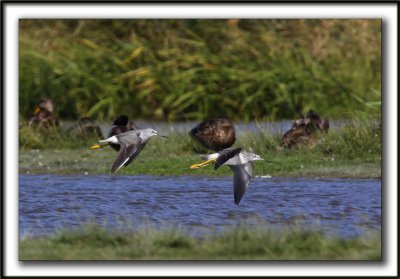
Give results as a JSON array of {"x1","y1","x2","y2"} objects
[
  {"x1": 122, "y1": 141, "x2": 148, "y2": 168},
  {"x1": 111, "y1": 133, "x2": 142, "y2": 174},
  {"x1": 214, "y1": 147, "x2": 242, "y2": 170},
  {"x1": 229, "y1": 162, "x2": 253, "y2": 205}
]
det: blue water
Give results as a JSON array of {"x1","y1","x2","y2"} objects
[{"x1": 19, "y1": 175, "x2": 381, "y2": 238}]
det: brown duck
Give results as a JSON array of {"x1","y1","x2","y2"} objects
[
  {"x1": 28, "y1": 98, "x2": 59, "y2": 128},
  {"x1": 281, "y1": 110, "x2": 329, "y2": 148},
  {"x1": 67, "y1": 117, "x2": 104, "y2": 139},
  {"x1": 189, "y1": 117, "x2": 236, "y2": 152}
]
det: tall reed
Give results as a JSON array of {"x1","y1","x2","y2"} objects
[{"x1": 19, "y1": 19, "x2": 381, "y2": 122}]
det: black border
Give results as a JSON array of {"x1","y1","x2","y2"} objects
[{"x1": 2, "y1": 0, "x2": 398, "y2": 278}]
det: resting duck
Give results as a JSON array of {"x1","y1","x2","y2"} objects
[
  {"x1": 67, "y1": 117, "x2": 104, "y2": 139},
  {"x1": 189, "y1": 117, "x2": 236, "y2": 152},
  {"x1": 293, "y1": 110, "x2": 329, "y2": 132},
  {"x1": 281, "y1": 110, "x2": 329, "y2": 148},
  {"x1": 28, "y1": 98, "x2": 59, "y2": 128}
]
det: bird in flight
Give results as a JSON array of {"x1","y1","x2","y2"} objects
[
  {"x1": 190, "y1": 147, "x2": 269, "y2": 205},
  {"x1": 90, "y1": 128, "x2": 168, "y2": 174}
]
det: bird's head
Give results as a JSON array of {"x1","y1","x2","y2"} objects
[
  {"x1": 39, "y1": 98, "x2": 54, "y2": 112},
  {"x1": 248, "y1": 153, "x2": 272, "y2": 163},
  {"x1": 248, "y1": 153, "x2": 264, "y2": 161},
  {"x1": 148, "y1": 129, "x2": 169, "y2": 138}
]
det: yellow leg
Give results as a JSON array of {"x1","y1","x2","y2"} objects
[
  {"x1": 190, "y1": 159, "x2": 216, "y2": 170},
  {"x1": 89, "y1": 143, "x2": 109, "y2": 150}
]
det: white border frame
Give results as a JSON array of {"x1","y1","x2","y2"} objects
[{"x1": 4, "y1": 3, "x2": 398, "y2": 277}]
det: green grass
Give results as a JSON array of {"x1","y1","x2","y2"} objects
[
  {"x1": 19, "y1": 223, "x2": 381, "y2": 260},
  {"x1": 19, "y1": 19, "x2": 381, "y2": 122},
  {"x1": 19, "y1": 120, "x2": 381, "y2": 178}
]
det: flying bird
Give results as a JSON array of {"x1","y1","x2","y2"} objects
[
  {"x1": 190, "y1": 147, "x2": 268, "y2": 205},
  {"x1": 90, "y1": 128, "x2": 168, "y2": 174}
]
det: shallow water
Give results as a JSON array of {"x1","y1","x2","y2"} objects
[{"x1": 19, "y1": 175, "x2": 381, "y2": 238}]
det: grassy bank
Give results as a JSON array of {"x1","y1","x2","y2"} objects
[
  {"x1": 19, "y1": 120, "x2": 381, "y2": 178},
  {"x1": 19, "y1": 223, "x2": 381, "y2": 260}
]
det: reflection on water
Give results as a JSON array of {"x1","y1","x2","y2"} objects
[{"x1": 19, "y1": 175, "x2": 381, "y2": 238}]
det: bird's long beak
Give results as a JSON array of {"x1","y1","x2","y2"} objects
[
  {"x1": 190, "y1": 159, "x2": 216, "y2": 169},
  {"x1": 158, "y1": 135, "x2": 169, "y2": 138}
]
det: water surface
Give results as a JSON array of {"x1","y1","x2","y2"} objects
[{"x1": 19, "y1": 175, "x2": 381, "y2": 238}]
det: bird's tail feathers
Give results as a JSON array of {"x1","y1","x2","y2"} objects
[
  {"x1": 200, "y1": 153, "x2": 219, "y2": 160},
  {"x1": 99, "y1": 135, "x2": 118, "y2": 144},
  {"x1": 90, "y1": 137, "x2": 116, "y2": 150}
]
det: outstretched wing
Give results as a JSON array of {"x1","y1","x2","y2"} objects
[
  {"x1": 214, "y1": 147, "x2": 242, "y2": 169},
  {"x1": 111, "y1": 134, "x2": 142, "y2": 174},
  {"x1": 229, "y1": 162, "x2": 253, "y2": 205}
]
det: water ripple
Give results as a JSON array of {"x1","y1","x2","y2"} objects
[{"x1": 19, "y1": 175, "x2": 381, "y2": 238}]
